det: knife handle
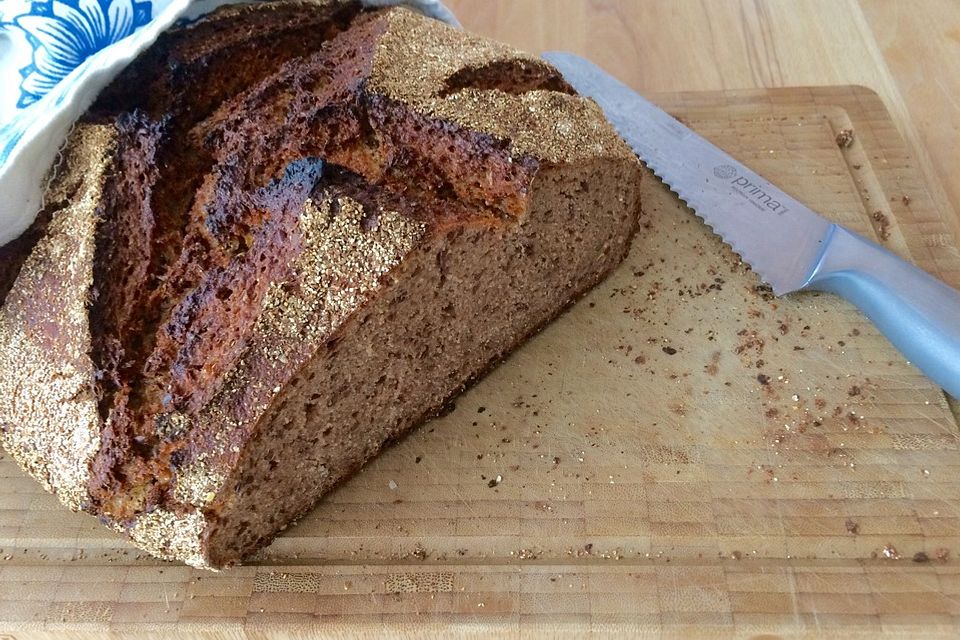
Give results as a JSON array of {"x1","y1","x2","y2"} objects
[{"x1": 805, "y1": 224, "x2": 960, "y2": 399}]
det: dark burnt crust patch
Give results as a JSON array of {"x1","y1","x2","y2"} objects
[
  {"x1": 141, "y1": 158, "x2": 326, "y2": 418},
  {"x1": 82, "y1": 1, "x2": 367, "y2": 521},
  {"x1": 89, "y1": 112, "x2": 163, "y2": 414},
  {"x1": 195, "y1": 12, "x2": 541, "y2": 223},
  {"x1": 90, "y1": 0, "x2": 363, "y2": 123}
]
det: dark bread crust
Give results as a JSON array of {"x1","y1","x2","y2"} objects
[
  {"x1": 91, "y1": 1, "x2": 363, "y2": 122},
  {"x1": 0, "y1": 1, "x2": 360, "y2": 310},
  {"x1": 82, "y1": 1, "x2": 364, "y2": 520},
  {"x1": 0, "y1": 210, "x2": 53, "y2": 305},
  {"x1": 0, "y1": 1, "x2": 642, "y2": 567}
]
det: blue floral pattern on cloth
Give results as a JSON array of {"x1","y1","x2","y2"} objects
[{"x1": 6, "y1": 0, "x2": 152, "y2": 107}]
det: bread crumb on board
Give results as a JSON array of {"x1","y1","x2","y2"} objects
[
  {"x1": 872, "y1": 211, "x2": 891, "y2": 241},
  {"x1": 836, "y1": 128, "x2": 855, "y2": 148}
]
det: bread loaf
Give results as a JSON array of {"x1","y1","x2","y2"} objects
[{"x1": 0, "y1": 0, "x2": 642, "y2": 568}]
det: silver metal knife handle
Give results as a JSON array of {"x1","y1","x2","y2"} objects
[{"x1": 804, "y1": 225, "x2": 960, "y2": 398}]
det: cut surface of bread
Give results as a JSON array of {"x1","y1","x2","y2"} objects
[{"x1": 0, "y1": 1, "x2": 642, "y2": 568}]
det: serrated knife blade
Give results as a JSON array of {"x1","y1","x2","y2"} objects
[
  {"x1": 543, "y1": 51, "x2": 960, "y2": 399},
  {"x1": 543, "y1": 51, "x2": 829, "y2": 296}
]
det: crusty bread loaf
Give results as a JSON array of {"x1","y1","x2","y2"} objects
[{"x1": 0, "y1": 1, "x2": 642, "y2": 568}]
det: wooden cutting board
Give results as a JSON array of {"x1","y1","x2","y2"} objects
[{"x1": 1, "y1": 86, "x2": 959, "y2": 638}]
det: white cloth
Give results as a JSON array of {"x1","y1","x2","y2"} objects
[{"x1": 0, "y1": 0, "x2": 457, "y2": 246}]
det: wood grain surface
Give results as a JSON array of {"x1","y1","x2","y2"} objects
[
  {"x1": 446, "y1": 0, "x2": 960, "y2": 255},
  {"x1": 1, "y1": 86, "x2": 958, "y2": 638}
]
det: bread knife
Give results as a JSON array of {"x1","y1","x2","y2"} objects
[{"x1": 543, "y1": 52, "x2": 960, "y2": 399}]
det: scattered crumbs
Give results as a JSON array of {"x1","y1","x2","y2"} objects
[
  {"x1": 488, "y1": 474, "x2": 502, "y2": 488},
  {"x1": 881, "y1": 544, "x2": 900, "y2": 560},
  {"x1": 845, "y1": 519, "x2": 860, "y2": 535},
  {"x1": 412, "y1": 544, "x2": 427, "y2": 561},
  {"x1": 662, "y1": 346, "x2": 677, "y2": 355},
  {"x1": 848, "y1": 385, "x2": 862, "y2": 397},
  {"x1": 734, "y1": 328, "x2": 765, "y2": 358},
  {"x1": 836, "y1": 128, "x2": 855, "y2": 148},
  {"x1": 435, "y1": 401, "x2": 457, "y2": 417},
  {"x1": 912, "y1": 551, "x2": 930, "y2": 563},
  {"x1": 704, "y1": 351, "x2": 721, "y2": 376},
  {"x1": 872, "y1": 211, "x2": 891, "y2": 241}
]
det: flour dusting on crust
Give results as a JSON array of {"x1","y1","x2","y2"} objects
[{"x1": 0, "y1": 124, "x2": 115, "y2": 511}]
